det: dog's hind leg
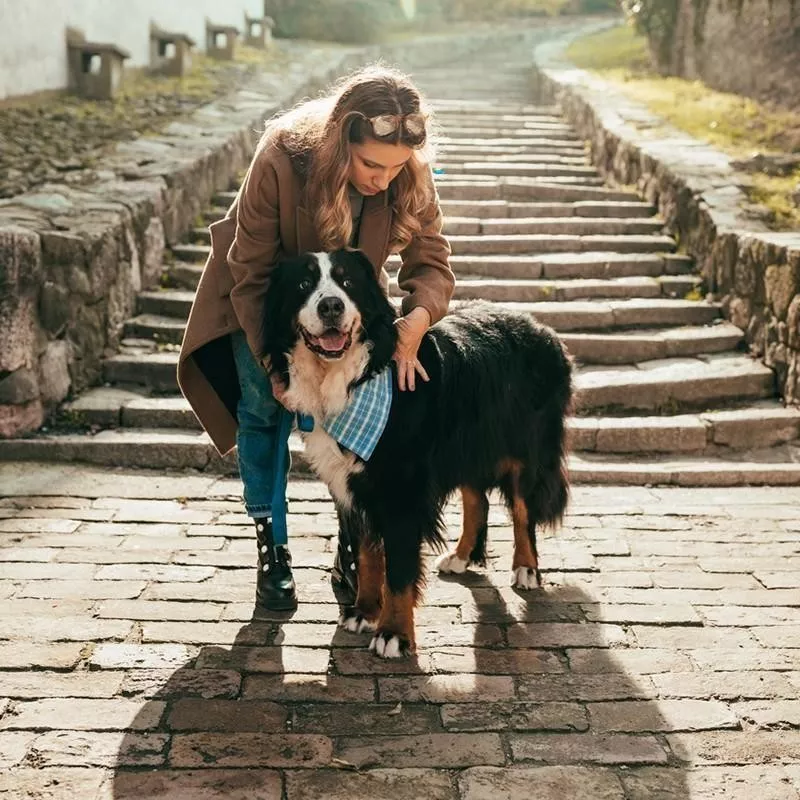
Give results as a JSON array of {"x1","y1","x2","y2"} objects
[
  {"x1": 434, "y1": 486, "x2": 489, "y2": 575},
  {"x1": 507, "y1": 467, "x2": 543, "y2": 590}
]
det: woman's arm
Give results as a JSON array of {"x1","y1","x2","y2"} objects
[
  {"x1": 396, "y1": 168, "x2": 455, "y2": 327},
  {"x1": 394, "y1": 168, "x2": 455, "y2": 390},
  {"x1": 227, "y1": 147, "x2": 282, "y2": 361}
]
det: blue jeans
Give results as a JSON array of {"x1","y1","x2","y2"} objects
[{"x1": 231, "y1": 330, "x2": 292, "y2": 545}]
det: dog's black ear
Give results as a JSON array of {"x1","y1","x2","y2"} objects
[
  {"x1": 261, "y1": 260, "x2": 293, "y2": 382},
  {"x1": 345, "y1": 249, "x2": 398, "y2": 376}
]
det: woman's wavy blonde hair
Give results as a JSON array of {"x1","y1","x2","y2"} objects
[{"x1": 262, "y1": 64, "x2": 436, "y2": 254}]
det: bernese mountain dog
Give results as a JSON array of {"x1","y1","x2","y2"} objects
[{"x1": 262, "y1": 249, "x2": 573, "y2": 658}]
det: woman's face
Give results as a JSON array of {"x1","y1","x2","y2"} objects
[{"x1": 348, "y1": 138, "x2": 413, "y2": 196}]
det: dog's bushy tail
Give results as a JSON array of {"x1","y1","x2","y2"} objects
[{"x1": 524, "y1": 349, "x2": 573, "y2": 530}]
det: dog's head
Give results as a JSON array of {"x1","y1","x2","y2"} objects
[{"x1": 262, "y1": 249, "x2": 398, "y2": 385}]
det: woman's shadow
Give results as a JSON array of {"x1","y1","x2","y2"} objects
[{"x1": 111, "y1": 523, "x2": 690, "y2": 799}]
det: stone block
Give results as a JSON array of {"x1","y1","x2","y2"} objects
[
  {"x1": 39, "y1": 281, "x2": 70, "y2": 336},
  {"x1": 38, "y1": 340, "x2": 72, "y2": 406},
  {"x1": 0, "y1": 399, "x2": 44, "y2": 438},
  {"x1": 0, "y1": 226, "x2": 42, "y2": 374},
  {"x1": 142, "y1": 216, "x2": 166, "y2": 288},
  {"x1": 765, "y1": 260, "x2": 800, "y2": 320},
  {"x1": 0, "y1": 368, "x2": 39, "y2": 404}
]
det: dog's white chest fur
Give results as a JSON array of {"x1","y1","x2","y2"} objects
[{"x1": 283, "y1": 341, "x2": 369, "y2": 508}]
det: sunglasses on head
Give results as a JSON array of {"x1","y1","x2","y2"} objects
[{"x1": 364, "y1": 112, "x2": 426, "y2": 140}]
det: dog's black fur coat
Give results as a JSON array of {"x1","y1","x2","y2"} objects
[{"x1": 262, "y1": 250, "x2": 573, "y2": 609}]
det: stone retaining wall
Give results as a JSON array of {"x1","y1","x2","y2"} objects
[
  {"x1": 531, "y1": 27, "x2": 800, "y2": 406},
  {"x1": 0, "y1": 24, "x2": 562, "y2": 438}
]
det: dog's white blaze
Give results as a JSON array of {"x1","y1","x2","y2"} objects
[{"x1": 296, "y1": 252, "x2": 359, "y2": 337}]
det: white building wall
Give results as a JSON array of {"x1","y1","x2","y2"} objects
[{"x1": 0, "y1": 0, "x2": 265, "y2": 99}]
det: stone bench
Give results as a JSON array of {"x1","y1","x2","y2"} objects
[
  {"x1": 205, "y1": 19, "x2": 239, "y2": 60},
  {"x1": 244, "y1": 13, "x2": 275, "y2": 48},
  {"x1": 149, "y1": 23, "x2": 195, "y2": 77},
  {"x1": 66, "y1": 27, "x2": 130, "y2": 101}
]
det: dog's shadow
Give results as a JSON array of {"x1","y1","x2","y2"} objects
[{"x1": 110, "y1": 535, "x2": 691, "y2": 798}]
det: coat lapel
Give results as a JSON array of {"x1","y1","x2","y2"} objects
[{"x1": 357, "y1": 191, "x2": 392, "y2": 269}]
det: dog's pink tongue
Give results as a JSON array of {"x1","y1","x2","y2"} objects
[{"x1": 319, "y1": 331, "x2": 346, "y2": 351}]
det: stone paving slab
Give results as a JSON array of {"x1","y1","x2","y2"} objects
[{"x1": 1, "y1": 462, "x2": 799, "y2": 798}]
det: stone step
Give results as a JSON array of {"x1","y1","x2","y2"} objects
[
  {"x1": 574, "y1": 354, "x2": 774, "y2": 413},
  {"x1": 103, "y1": 351, "x2": 179, "y2": 392},
  {"x1": 435, "y1": 136, "x2": 585, "y2": 150},
  {"x1": 4, "y1": 427, "x2": 799, "y2": 485},
  {"x1": 436, "y1": 181, "x2": 641, "y2": 203},
  {"x1": 436, "y1": 127, "x2": 579, "y2": 140},
  {"x1": 190, "y1": 217, "x2": 665, "y2": 244},
  {"x1": 449, "y1": 217, "x2": 665, "y2": 236},
  {"x1": 137, "y1": 290, "x2": 196, "y2": 318},
  {"x1": 569, "y1": 448, "x2": 800, "y2": 487},
  {"x1": 211, "y1": 180, "x2": 641, "y2": 209},
  {"x1": 436, "y1": 173, "x2": 606, "y2": 187},
  {"x1": 425, "y1": 101, "x2": 561, "y2": 114},
  {"x1": 172, "y1": 232, "x2": 676, "y2": 262},
  {"x1": 570, "y1": 403, "x2": 800, "y2": 454},
  {"x1": 435, "y1": 142, "x2": 587, "y2": 156},
  {"x1": 164, "y1": 253, "x2": 695, "y2": 291},
  {"x1": 70, "y1": 389, "x2": 797, "y2": 452},
  {"x1": 203, "y1": 199, "x2": 658, "y2": 227},
  {"x1": 447, "y1": 200, "x2": 656, "y2": 219},
  {"x1": 102, "y1": 335, "x2": 767, "y2": 408},
  {"x1": 561, "y1": 322, "x2": 742, "y2": 364},
  {"x1": 448, "y1": 233, "x2": 675, "y2": 255},
  {"x1": 443, "y1": 275, "x2": 699, "y2": 302},
  {"x1": 120, "y1": 296, "x2": 722, "y2": 358},
  {"x1": 436, "y1": 153, "x2": 589, "y2": 165},
  {"x1": 134, "y1": 275, "x2": 702, "y2": 331},
  {"x1": 452, "y1": 162, "x2": 598, "y2": 179}
]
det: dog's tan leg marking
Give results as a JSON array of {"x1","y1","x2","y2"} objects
[
  {"x1": 506, "y1": 464, "x2": 541, "y2": 589},
  {"x1": 435, "y1": 486, "x2": 484, "y2": 574},
  {"x1": 455, "y1": 486, "x2": 485, "y2": 561},
  {"x1": 355, "y1": 542, "x2": 385, "y2": 622},
  {"x1": 370, "y1": 586, "x2": 416, "y2": 658}
]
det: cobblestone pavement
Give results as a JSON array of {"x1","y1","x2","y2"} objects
[{"x1": 0, "y1": 462, "x2": 799, "y2": 798}]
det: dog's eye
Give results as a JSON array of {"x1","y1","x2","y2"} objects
[
  {"x1": 342, "y1": 278, "x2": 353, "y2": 289},
  {"x1": 298, "y1": 279, "x2": 312, "y2": 291}
]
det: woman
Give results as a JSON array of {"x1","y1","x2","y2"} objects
[{"x1": 177, "y1": 64, "x2": 454, "y2": 611}]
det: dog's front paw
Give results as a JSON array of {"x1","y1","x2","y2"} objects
[
  {"x1": 369, "y1": 630, "x2": 412, "y2": 659},
  {"x1": 339, "y1": 608, "x2": 378, "y2": 634},
  {"x1": 435, "y1": 551, "x2": 469, "y2": 574},
  {"x1": 511, "y1": 565, "x2": 542, "y2": 589}
]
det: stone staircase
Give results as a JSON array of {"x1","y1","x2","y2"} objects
[{"x1": 6, "y1": 39, "x2": 800, "y2": 484}]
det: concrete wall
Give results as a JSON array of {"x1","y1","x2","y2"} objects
[{"x1": 0, "y1": 0, "x2": 266, "y2": 99}]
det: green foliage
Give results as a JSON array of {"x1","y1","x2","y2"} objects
[
  {"x1": 272, "y1": 0, "x2": 404, "y2": 43},
  {"x1": 621, "y1": 0, "x2": 679, "y2": 70}
]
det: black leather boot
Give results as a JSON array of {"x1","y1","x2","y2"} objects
[
  {"x1": 255, "y1": 518, "x2": 297, "y2": 611},
  {"x1": 331, "y1": 506, "x2": 359, "y2": 604}
]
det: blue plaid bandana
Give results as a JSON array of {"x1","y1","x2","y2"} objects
[{"x1": 295, "y1": 367, "x2": 393, "y2": 461}]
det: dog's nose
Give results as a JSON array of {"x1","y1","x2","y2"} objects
[{"x1": 317, "y1": 295, "x2": 345, "y2": 323}]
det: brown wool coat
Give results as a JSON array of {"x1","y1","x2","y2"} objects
[{"x1": 177, "y1": 141, "x2": 454, "y2": 455}]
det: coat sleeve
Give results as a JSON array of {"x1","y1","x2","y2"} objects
[
  {"x1": 227, "y1": 147, "x2": 282, "y2": 360},
  {"x1": 396, "y1": 167, "x2": 455, "y2": 325}
]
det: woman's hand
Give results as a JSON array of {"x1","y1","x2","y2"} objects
[
  {"x1": 261, "y1": 356, "x2": 289, "y2": 406},
  {"x1": 393, "y1": 307, "x2": 431, "y2": 391}
]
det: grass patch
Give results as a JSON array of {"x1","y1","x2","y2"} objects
[{"x1": 566, "y1": 25, "x2": 800, "y2": 229}]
